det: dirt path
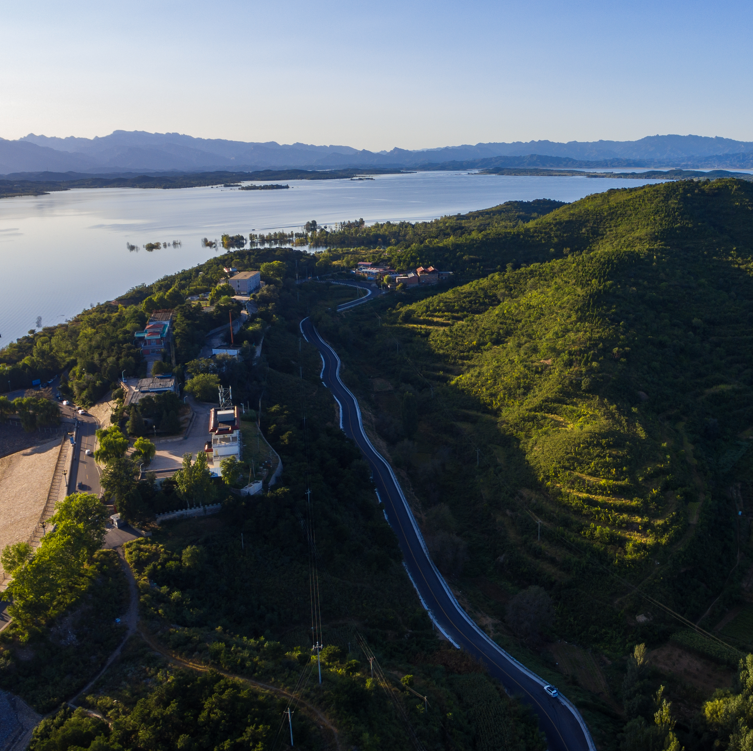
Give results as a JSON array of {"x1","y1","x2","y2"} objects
[
  {"x1": 138, "y1": 627, "x2": 341, "y2": 751},
  {"x1": 68, "y1": 546, "x2": 341, "y2": 751},
  {"x1": 69, "y1": 548, "x2": 139, "y2": 706}
]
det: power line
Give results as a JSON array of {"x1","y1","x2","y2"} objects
[
  {"x1": 356, "y1": 634, "x2": 426, "y2": 751},
  {"x1": 298, "y1": 345, "x2": 324, "y2": 683},
  {"x1": 270, "y1": 660, "x2": 316, "y2": 751}
]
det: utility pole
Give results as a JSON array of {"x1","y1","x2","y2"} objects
[
  {"x1": 537, "y1": 519, "x2": 541, "y2": 542},
  {"x1": 313, "y1": 642, "x2": 322, "y2": 684},
  {"x1": 286, "y1": 708, "x2": 294, "y2": 747},
  {"x1": 369, "y1": 656, "x2": 374, "y2": 678}
]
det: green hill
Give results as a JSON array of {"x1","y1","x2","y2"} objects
[{"x1": 323, "y1": 179, "x2": 753, "y2": 637}]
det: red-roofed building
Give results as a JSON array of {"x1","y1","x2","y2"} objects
[{"x1": 134, "y1": 312, "x2": 173, "y2": 356}]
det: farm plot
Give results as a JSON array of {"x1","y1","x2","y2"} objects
[{"x1": 721, "y1": 604, "x2": 753, "y2": 646}]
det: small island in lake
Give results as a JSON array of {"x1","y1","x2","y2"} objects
[{"x1": 239, "y1": 184, "x2": 290, "y2": 191}]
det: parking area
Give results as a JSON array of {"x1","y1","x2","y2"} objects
[{"x1": 147, "y1": 400, "x2": 213, "y2": 475}]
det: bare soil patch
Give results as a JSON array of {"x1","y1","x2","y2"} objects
[
  {"x1": 0, "y1": 689, "x2": 41, "y2": 751},
  {"x1": 88, "y1": 393, "x2": 116, "y2": 430},
  {"x1": 650, "y1": 643, "x2": 735, "y2": 699},
  {"x1": 372, "y1": 378, "x2": 394, "y2": 392},
  {"x1": 549, "y1": 642, "x2": 611, "y2": 698}
]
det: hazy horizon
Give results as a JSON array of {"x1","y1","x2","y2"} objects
[{"x1": 6, "y1": 130, "x2": 753, "y2": 153}]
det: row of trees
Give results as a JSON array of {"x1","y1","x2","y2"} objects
[
  {"x1": 95, "y1": 425, "x2": 155, "y2": 516},
  {"x1": 0, "y1": 395, "x2": 60, "y2": 432},
  {"x1": 1, "y1": 494, "x2": 109, "y2": 635}
]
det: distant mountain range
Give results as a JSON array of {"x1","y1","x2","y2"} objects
[{"x1": 2, "y1": 131, "x2": 753, "y2": 175}]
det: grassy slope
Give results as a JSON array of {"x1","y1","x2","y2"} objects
[{"x1": 326, "y1": 179, "x2": 753, "y2": 638}]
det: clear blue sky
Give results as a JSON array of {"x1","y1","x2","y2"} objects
[{"x1": 3, "y1": 0, "x2": 751, "y2": 150}]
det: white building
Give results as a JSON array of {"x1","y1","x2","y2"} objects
[
  {"x1": 228, "y1": 271, "x2": 261, "y2": 295},
  {"x1": 206, "y1": 406, "x2": 241, "y2": 471}
]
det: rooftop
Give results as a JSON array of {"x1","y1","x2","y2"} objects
[
  {"x1": 137, "y1": 377, "x2": 176, "y2": 392},
  {"x1": 149, "y1": 310, "x2": 174, "y2": 322},
  {"x1": 230, "y1": 271, "x2": 259, "y2": 280},
  {"x1": 209, "y1": 406, "x2": 240, "y2": 434}
]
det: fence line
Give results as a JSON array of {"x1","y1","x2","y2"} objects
[{"x1": 154, "y1": 503, "x2": 223, "y2": 523}]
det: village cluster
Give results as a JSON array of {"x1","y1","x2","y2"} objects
[{"x1": 354, "y1": 261, "x2": 452, "y2": 287}]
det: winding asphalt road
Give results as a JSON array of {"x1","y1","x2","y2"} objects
[
  {"x1": 333, "y1": 280, "x2": 381, "y2": 312},
  {"x1": 300, "y1": 317, "x2": 595, "y2": 751}
]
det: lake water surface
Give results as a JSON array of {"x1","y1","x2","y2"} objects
[{"x1": 0, "y1": 170, "x2": 667, "y2": 346}]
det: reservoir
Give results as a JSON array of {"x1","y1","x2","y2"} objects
[{"x1": 0, "y1": 170, "x2": 667, "y2": 346}]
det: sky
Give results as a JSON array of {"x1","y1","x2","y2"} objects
[{"x1": 2, "y1": 0, "x2": 753, "y2": 151}]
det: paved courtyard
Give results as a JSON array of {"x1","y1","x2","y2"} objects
[{"x1": 147, "y1": 400, "x2": 213, "y2": 475}]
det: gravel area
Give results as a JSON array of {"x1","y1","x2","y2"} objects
[
  {"x1": 0, "y1": 691, "x2": 42, "y2": 751},
  {"x1": 0, "y1": 689, "x2": 40, "y2": 750},
  {"x1": 148, "y1": 401, "x2": 212, "y2": 474},
  {"x1": 0, "y1": 439, "x2": 61, "y2": 579}
]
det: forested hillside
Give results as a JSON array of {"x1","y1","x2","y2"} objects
[
  {"x1": 319, "y1": 179, "x2": 753, "y2": 749},
  {"x1": 307, "y1": 199, "x2": 565, "y2": 249},
  {"x1": 2, "y1": 256, "x2": 546, "y2": 751},
  {"x1": 6, "y1": 179, "x2": 753, "y2": 750}
]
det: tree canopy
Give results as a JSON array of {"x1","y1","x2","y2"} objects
[
  {"x1": 3, "y1": 493, "x2": 108, "y2": 633},
  {"x1": 184, "y1": 373, "x2": 221, "y2": 402},
  {"x1": 94, "y1": 425, "x2": 129, "y2": 464}
]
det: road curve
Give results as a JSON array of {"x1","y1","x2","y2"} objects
[
  {"x1": 300, "y1": 317, "x2": 596, "y2": 751},
  {"x1": 332, "y1": 281, "x2": 380, "y2": 312}
]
